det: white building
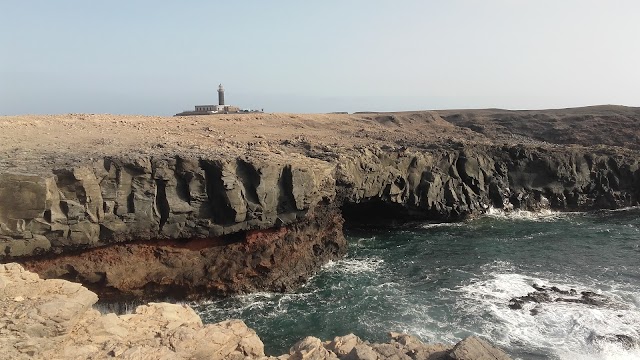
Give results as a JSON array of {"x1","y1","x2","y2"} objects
[{"x1": 175, "y1": 84, "x2": 240, "y2": 116}]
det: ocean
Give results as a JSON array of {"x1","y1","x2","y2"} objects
[{"x1": 194, "y1": 207, "x2": 640, "y2": 359}]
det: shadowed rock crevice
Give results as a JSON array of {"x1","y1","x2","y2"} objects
[
  {"x1": 277, "y1": 165, "x2": 297, "y2": 215},
  {"x1": 235, "y1": 159, "x2": 261, "y2": 205},
  {"x1": 340, "y1": 200, "x2": 427, "y2": 227},
  {"x1": 154, "y1": 179, "x2": 170, "y2": 230},
  {"x1": 201, "y1": 160, "x2": 236, "y2": 225},
  {"x1": 174, "y1": 171, "x2": 191, "y2": 204}
]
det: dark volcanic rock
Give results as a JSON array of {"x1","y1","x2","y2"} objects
[
  {"x1": 337, "y1": 145, "x2": 640, "y2": 223},
  {"x1": 509, "y1": 284, "x2": 611, "y2": 313},
  {"x1": 588, "y1": 333, "x2": 639, "y2": 350},
  {"x1": 555, "y1": 291, "x2": 609, "y2": 307},
  {"x1": 1, "y1": 153, "x2": 344, "y2": 300},
  {"x1": 1, "y1": 145, "x2": 640, "y2": 299}
]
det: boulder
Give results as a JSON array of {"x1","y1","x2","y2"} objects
[
  {"x1": 449, "y1": 336, "x2": 511, "y2": 360},
  {"x1": 289, "y1": 336, "x2": 338, "y2": 360},
  {"x1": 0, "y1": 263, "x2": 266, "y2": 360},
  {"x1": 326, "y1": 334, "x2": 364, "y2": 357}
]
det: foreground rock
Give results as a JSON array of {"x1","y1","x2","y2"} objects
[
  {"x1": 289, "y1": 332, "x2": 511, "y2": 360},
  {"x1": 0, "y1": 263, "x2": 265, "y2": 360},
  {"x1": 0, "y1": 263, "x2": 511, "y2": 360}
]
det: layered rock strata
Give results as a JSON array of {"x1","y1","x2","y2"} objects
[
  {"x1": 1, "y1": 145, "x2": 639, "y2": 299},
  {"x1": 0, "y1": 154, "x2": 346, "y2": 300},
  {"x1": 0, "y1": 263, "x2": 511, "y2": 360},
  {"x1": 336, "y1": 145, "x2": 639, "y2": 221}
]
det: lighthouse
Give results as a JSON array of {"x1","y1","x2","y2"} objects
[
  {"x1": 218, "y1": 84, "x2": 225, "y2": 106},
  {"x1": 175, "y1": 83, "x2": 255, "y2": 116}
]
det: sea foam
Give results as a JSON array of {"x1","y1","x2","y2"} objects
[
  {"x1": 484, "y1": 207, "x2": 574, "y2": 222},
  {"x1": 452, "y1": 269, "x2": 640, "y2": 360}
]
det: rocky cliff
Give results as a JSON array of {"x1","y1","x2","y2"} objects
[
  {"x1": 0, "y1": 108, "x2": 639, "y2": 299},
  {"x1": 337, "y1": 144, "x2": 639, "y2": 221},
  {"x1": 0, "y1": 153, "x2": 345, "y2": 300}
]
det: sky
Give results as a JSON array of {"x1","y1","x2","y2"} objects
[{"x1": 1, "y1": 1, "x2": 639, "y2": 115}]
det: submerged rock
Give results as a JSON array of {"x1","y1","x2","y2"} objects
[
  {"x1": 588, "y1": 333, "x2": 639, "y2": 350},
  {"x1": 509, "y1": 284, "x2": 611, "y2": 313}
]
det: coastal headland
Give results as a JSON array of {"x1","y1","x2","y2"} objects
[{"x1": 1, "y1": 106, "x2": 639, "y2": 358}]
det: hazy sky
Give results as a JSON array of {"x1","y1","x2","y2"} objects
[{"x1": 1, "y1": 1, "x2": 639, "y2": 115}]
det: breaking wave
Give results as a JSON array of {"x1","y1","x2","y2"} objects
[
  {"x1": 453, "y1": 265, "x2": 640, "y2": 359},
  {"x1": 322, "y1": 257, "x2": 385, "y2": 275},
  {"x1": 421, "y1": 222, "x2": 465, "y2": 229},
  {"x1": 483, "y1": 207, "x2": 575, "y2": 222},
  {"x1": 195, "y1": 207, "x2": 640, "y2": 357}
]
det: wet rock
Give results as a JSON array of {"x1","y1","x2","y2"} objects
[
  {"x1": 510, "y1": 284, "x2": 611, "y2": 313},
  {"x1": 508, "y1": 290, "x2": 552, "y2": 309},
  {"x1": 555, "y1": 291, "x2": 609, "y2": 307},
  {"x1": 588, "y1": 333, "x2": 639, "y2": 350},
  {"x1": 507, "y1": 299, "x2": 524, "y2": 310}
]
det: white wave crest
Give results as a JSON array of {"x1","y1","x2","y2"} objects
[
  {"x1": 453, "y1": 271, "x2": 640, "y2": 360},
  {"x1": 322, "y1": 257, "x2": 385, "y2": 275},
  {"x1": 483, "y1": 207, "x2": 574, "y2": 222},
  {"x1": 606, "y1": 206, "x2": 640, "y2": 213},
  {"x1": 421, "y1": 222, "x2": 465, "y2": 229}
]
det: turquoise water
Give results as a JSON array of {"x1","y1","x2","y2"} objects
[{"x1": 194, "y1": 208, "x2": 640, "y2": 359}]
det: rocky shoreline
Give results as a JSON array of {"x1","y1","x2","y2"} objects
[
  {"x1": 1, "y1": 263, "x2": 511, "y2": 359},
  {"x1": 1, "y1": 107, "x2": 639, "y2": 358}
]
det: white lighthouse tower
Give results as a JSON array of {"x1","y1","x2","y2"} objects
[{"x1": 218, "y1": 84, "x2": 225, "y2": 106}]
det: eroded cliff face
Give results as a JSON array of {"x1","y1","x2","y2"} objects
[
  {"x1": 0, "y1": 143, "x2": 638, "y2": 299},
  {"x1": 337, "y1": 145, "x2": 639, "y2": 222},
  {"x1": 0, "y1": 153, "x2": 345, "y2": 299}
]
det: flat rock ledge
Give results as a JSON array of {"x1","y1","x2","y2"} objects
[{"x1": 0, "y1": 263, "x2": 511, "y2": 360}]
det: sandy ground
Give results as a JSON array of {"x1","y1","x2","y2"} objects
[{"x1": 1, "y1": 106, "x2": 638, "y2": 173}]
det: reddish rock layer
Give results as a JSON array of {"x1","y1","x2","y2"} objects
[{"x1": 22, "y1": 204, "x2": 345, "y2": 301}]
